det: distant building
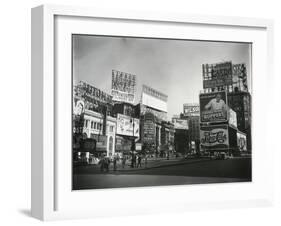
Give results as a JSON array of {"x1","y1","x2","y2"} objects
[{"x1": 180, "y1": 103, "x2": 200, "y2": 153}]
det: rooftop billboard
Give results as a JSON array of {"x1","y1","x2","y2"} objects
[
  {"x1": 172, "y1": 118, "x2": 189, "y2": 130},
  {"x1": 141, "y1": 85, "x2": 168, "y2": 112},
  {"x1": 199, "y1": 91, "x2": 228, "y2": 123},
  {"x1": 203, "y1": 61, "x2": 233, "y2": 88},
  {"x1": 74, "y1": 81, "x2": 113, "y2": 113},
  {"x1": 111, "y1": 70, "x2": 136, "y2": 104}
]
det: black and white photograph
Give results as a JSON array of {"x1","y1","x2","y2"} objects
[{"x1": 72, "y1": 35, "x2": 252, "y2": 190}]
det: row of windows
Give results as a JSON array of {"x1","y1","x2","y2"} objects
[
  {"x1": 84, "y1": 120, "x2": 102, "y2": 130},
  {"x1": 84, "y1": 119, "x2": 114, "y2": 132}
]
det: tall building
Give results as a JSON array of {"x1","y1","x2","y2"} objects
[
  {"x1": 200, "y1": 61, "x2": 251, "y2": 154},
  {"x1": 227, "y1": 91, "x2": 252, "y2": 151}
]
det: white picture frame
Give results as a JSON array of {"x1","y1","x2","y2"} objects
[{"x1": 31, "y1": 4, "x2": 274, "y2": 221}]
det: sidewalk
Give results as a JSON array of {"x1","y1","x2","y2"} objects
[{"x1": 114, "y1": 157, "x2": 210, "y2": 172}]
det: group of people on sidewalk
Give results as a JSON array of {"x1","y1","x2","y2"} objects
[{"x1": 99, "y1": 154, "x2": 148, "y2": 172}]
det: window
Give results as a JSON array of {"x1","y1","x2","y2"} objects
[
  {"x1": 91, "y1": 121, "x2": 94, "y2": 129},
  {"x1": 85, "y1": 120, "x2": 89, "y2": 128},
  {"x1": 110, "y1": 126, "x2": 114, "y2": 132},
  {"x1": 94, "y1": 122, "x2": 97, "y2": 129}
]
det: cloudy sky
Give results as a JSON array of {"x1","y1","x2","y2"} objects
[{"x1": 73, "y1": 35, "x2": 251, "y2": 119}]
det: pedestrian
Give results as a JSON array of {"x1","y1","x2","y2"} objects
[
  {"x1": 133, "y1": 155, "x2": 137, "y2": 168},
  {"x1": 103, "y1": 157, "x2": 109, "y2": 172},
  {"x1": 137, "y1": 155, "x2": 142, "y2": 168},
  {"x1": 144, "y1": 155, "x2": 148, "y2": 168},
  {"x1": 122, "y1": 156, "x2": 126, "y2": 168},
  {"x1": 113, "y1": 157, "x2": 117, "y2": 171},
  {"x1": 99, "y1": 157, "x2": 104, "y2": 172},
  {"x1": 131, "y1": 155, "x2": 134, "y2": 168}
]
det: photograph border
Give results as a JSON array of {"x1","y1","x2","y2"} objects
[{"x1": 31, "y1": 4, "x2": 274, "y2": 221}]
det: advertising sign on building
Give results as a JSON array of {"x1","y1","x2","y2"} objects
[
  {"x1": 73, "y1": 100, "x2": 85, "y2": 116},
  {"x1": 199, "y1": 91, "x2": 228, "y2": 123},
  {"x1": 111, "y1": 70, "x2": 136, "y2": 104},
  {"x1": 183, "y1": 103, "x2": 200, "y2": 116},
  {"x1": 203, "y1": 61, "x2": 233, "y2": 88},
  {"x1": 140, "y1": 104, "x2": 168, "y2": 121},
  {"x1": 200, "y1": 125, "x2": 229, "y2": 149},
  {"x1": 143, "y1": 112, "x2": 156, "y2": 144},
  {"x1": 172, "y1": 118, "x2": 189, "y2": 130},
  {"x1": 116, "y1": 114, "x2": 139, "y2": 137},
  {"x1": 228, "y1": 108, "x2": 237, "y2": 128},
  {"x1": 237, "y1": 131, "x2": 247, "y2": 152},
  {"x1": 141, "y1": 85, "x2": 168, "y2": 112},
  {"x1": 75, "y1": 81, "x2": 113, "y2": 113}
]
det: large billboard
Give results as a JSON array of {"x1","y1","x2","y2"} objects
[
  {"x1": 203, "y1": 61, "x2": 232, "y2": 88},
  {"x1": 200, "y1": 91, "x2": 228, "y2": 123},
  {"x1": 141, "y1": 85, "x2": 168, "y2": 112},
  {"x1": 140, "y1": 104, "x2": 168, "y2": 121},
  {"x1": 200, "y1": 125, "x2": 229, "y2": 149},
  {"x1": 183, "y1": 103, "x2": 200, "y2": 116},
  {"x1": 116, "y1": 114, "x2": 139, "y2": 137},
  {"x1": 111, "y1": 70, "x2": 136, "y2": 104},
  {"x1": 172, "y1": 118, "x2": 189, "y2": 130}
]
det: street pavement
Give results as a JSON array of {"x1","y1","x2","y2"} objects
[{"x1": 73, "y1": 157, "x2": 252, "y2": 190}]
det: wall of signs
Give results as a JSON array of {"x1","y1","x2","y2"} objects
[
  {"x1": 200, "y1": 125, "x2": 229, "y2": 149},
  {"x1": 199, "y1": 91, "x2": 228, "y2": 123},
  {"x1": 111, "y1": 70, "x2": 136, "y2": 104},
  {"x1": 116, "y1": 114, "x2": 139, "y2": 137},
  {"x1": 141, "y1": 85, "x2": 168, "y2": 112}
]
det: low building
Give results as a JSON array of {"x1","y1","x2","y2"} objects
[{"x1": 82, "y1": 109, "x2": 116, "y2": 157}]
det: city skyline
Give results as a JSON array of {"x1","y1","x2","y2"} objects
[{"x1": 73, "y1": 35, "x2": 252, "y2": 119}]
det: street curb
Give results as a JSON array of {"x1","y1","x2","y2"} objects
[{"x1": 116, "y1": 158, "x2": 210, "y2": 172}]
